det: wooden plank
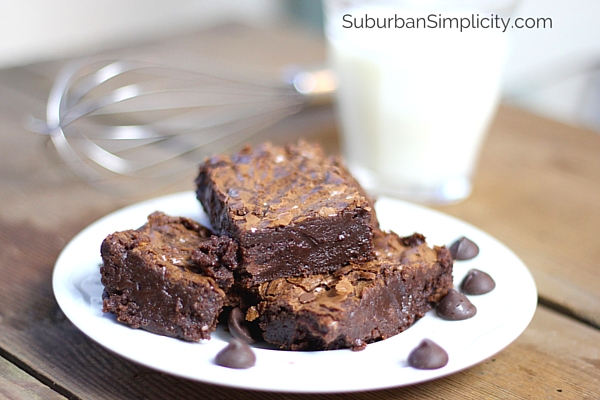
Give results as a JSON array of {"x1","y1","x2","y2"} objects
[
  {"x1": 434, "y1": 105, "x2": 600, "y2": 327},
  {"x1": 6, "y1": 24, "x2": 600, "y2": 326},
  {"x1": 0, "y1": 23, "x2": 599, "y2": 400},
  {"x1": 1, "y1": 101, "x2": 598, "y2": 399},
  {"x1": 0, "y1": 174, "x2": 598, "y2": 399},
  {"x1": 1, "y1": 244, "x2": 599, "y2": 400},
  {"x1": 0, "y1": 355, "x2": 66, "y2": 400}
]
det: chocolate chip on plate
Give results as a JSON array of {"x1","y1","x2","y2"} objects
[
  {"x1": 461, "y1": 269, "x2": 496, "y2": 295},
  {"x1": 228, "y1": 307, "x2": 257, "y2": 344},
  {"x1": 449, "y1": 236, "x2": 479, "y2": 260},
  {"x1": 436, "y1": 289, "x2": 477, "y2": 320},
  {"x1": 408, "y1": 339, "x2": 449, "y2": 369},
  {"x1": 215, "y1": 338, "x2": 256, "y2": 369}
]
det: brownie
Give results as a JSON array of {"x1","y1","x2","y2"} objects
[
  {"x1": 239, "y1": 231, "x2": 453, "y2": 351},
  {"x1": 195, "y1": 141, "x2": 376, "y2": 286},
  {"x1": 100, "y1": 212, "x2": 238, "y2": 341}
]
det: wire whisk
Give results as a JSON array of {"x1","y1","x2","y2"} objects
[{"x1": 28, "y1": 58, "x2": 336, "y2": 194}]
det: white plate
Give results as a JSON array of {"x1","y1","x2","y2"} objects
[{"x1": 53, "y1": 191, "x2": 537, "y2": 393}]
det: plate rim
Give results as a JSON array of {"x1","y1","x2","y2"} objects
[{"x1": 52, "y1": 191, "x2": 538, "y2": 393}]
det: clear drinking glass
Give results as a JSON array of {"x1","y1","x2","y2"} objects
[{"x1": 324, "y1": 0, "x2": 517, "y2": 204}]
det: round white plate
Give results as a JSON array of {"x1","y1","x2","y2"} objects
[{"x1": 53, "y1": 191, "x2": 537, "y2": 393}]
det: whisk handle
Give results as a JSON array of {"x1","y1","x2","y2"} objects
[{"x1": 285, "y1": 67, "x2": 337, "y2": 106}]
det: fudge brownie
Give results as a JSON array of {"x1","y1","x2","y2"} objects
[
  {"x1": 100, "y1": 212, "x2": 238, "y2": 341},
  {"x1": 240, "y1": 230, "x2": 453, "y2": 351},
  {"x1": 195, "y1": 141, "x2": 376, "y2": 286}
]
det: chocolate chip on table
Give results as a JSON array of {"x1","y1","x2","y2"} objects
[
  {"x1": 408, "y1": 339, "x2": 449, "y2": 369},
  {"x1": 449, "y1": 236, "x2": 479, "y2": 260},
  {"x1": 228, "y1": 307, "x2": 257, "y2": 344},
  {"x1": 461, "y1": 269, "x2": 496, "y2": 295},
  {"x1": 436, "y1": 289, "x2": 477, "y2": 320},
  {"x1": 215, "y1": 338, "x2": 256, "y2": 369}
]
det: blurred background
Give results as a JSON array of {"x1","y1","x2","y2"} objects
[{"x1": 1, "y1": 0, "x2": 599, "y2": 133}]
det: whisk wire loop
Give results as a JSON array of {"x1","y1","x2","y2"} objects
[{"x1": 30, "y1": 58, "x2": 334, "y2": 194}]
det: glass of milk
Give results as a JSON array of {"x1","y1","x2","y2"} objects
[{"x1": 324, "y1": 0, "x2": 516, "y2": 204}]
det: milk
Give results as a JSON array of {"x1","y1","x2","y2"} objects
[{"x1": 326, "y1": 4, "x2": 509, "y2": 203}]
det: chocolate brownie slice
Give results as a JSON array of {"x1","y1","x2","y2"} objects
[
  {"x1": 100, "y1": 212, "x2": 238, "y2": 341},
  {"x1": 240, "y1": 231, "x2": 453, "y2": 351},
  {"x1": 195, "y1": 141, "x2": 376, "y2": 286}
]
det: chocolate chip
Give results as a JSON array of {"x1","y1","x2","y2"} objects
[
  {"x1": 436, "y1": 289, "x2": 477, "y2": 320},
  {"x1": 461, "y1": 269, "x2": 496, "y2": 295},
  {"x1": 228, "y1": 307, "x2": 257, "y2": 344},
  {"x1": 449, "y1": 237, "x2": 479, "y2": 260},
  {"x1": 215, "y1": 338, "x2": 256, "y2": 369},
  {"x1": 408, "y1": 339, "x2": 449, "y2": 369}
]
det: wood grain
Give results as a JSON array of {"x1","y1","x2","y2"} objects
[
  {"x1": 0, "y1": 106, "x2": 598, "y2": 399},
  {"x1": 1, "y1": 234, "x2": 599, "y2": 400},
  {"x1": 0, "y1": 356, "x2": 66, "y2": 400},
  {"x1": 1, "y1": 24, "x2": 599, "y2": 400}
]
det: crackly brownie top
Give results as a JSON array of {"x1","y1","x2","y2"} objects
[
  {"x1": 117, "y1": 212, "x2": 212, "y2": 274},
  {"x1": 105, "y1": 211, "x2": 237, "y2": 282},
  {"x1": 198, "y1": 141, "x2": 372, "y2": 230},
  {"x1": 247, "y1": 231, "x2": 447, "y2": 318}
]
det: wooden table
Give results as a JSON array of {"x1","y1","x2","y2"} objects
[{"x1": 1, "y1": 25, "x2": 599, "y2": 400}]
